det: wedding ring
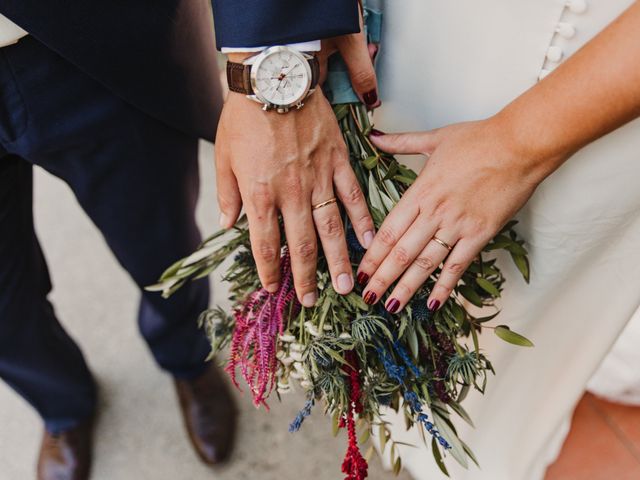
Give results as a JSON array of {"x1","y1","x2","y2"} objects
[
  {"x1": 312, "y1": 197, "x2": 338, "y2": 211},
  {"x1": 432, "y1": 236, "x2": 453, "y2": 251}
]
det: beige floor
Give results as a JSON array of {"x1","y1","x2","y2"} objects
[{"x1": 0, "y1": 141, "x2": 410, "y2": 480}]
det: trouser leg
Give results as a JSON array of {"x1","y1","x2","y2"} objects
[
  {"x1": 0, "y1": 155, "x2": 96, "y2": 433},
  {"x1": 3, "y1": 36, "x2": 211, "y2": 379}
]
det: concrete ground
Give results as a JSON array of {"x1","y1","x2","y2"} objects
[{"x1": 0, "y1": 141, "x2": 410, "y2": 480}]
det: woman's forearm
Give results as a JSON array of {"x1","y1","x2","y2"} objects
[{"x1": 497, "y1": 1, "x2": 640, "y2": 183}]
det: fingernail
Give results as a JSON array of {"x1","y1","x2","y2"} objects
[
  {"x1": 265, "y1": 283, "x2": 280, "y2": 293},
  {"x1": 428, "y1": 299, "x2": 441, "y2": 311},
  {"x1": 369, "y1": 128, "x2": 385, "y2": 137},
  {"x1": 368, "y1": 43, "x2": 378, "y2": 60},
  {"x1": 357, "y1": 272, "x2": 370, "y2": 286},
  {"x1": 386, "y1": 298, "x2": 400, "y2": 314},
  {"x1": 370, "y1": 45, "x2": 379, "y2": 62},
  {"x1": 364, "y1": 291, "x2": 377, "y2": 305},
  {"x1": 302, "y1": 291, "x2": 318, "y2": 308},
  {"x1": 363, "y1": 89, "x2": 378, "y2": 106},
  {"x1": 337, "y1": 273, "x2": 353, "y2": 293},
  {"x1": 219, "y1": 212, "x2": 229, "y2": 228},
  {"x1": 363, "y1": 230, "x2": 374, "y2": 249}
]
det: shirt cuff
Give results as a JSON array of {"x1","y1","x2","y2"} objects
[{"x1": 220, "y1": 40, "x2": 321, "y2": 53}]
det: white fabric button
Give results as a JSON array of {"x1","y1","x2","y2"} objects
[
  {"x1": 546, "y1": 46, "x2": 563, "y2": 62},
  {"x1": 556, "y1": 22, "x2": 576, "y2": 39},
  {"x1": 567, "y1": 0, "x2": 588, "y2": 14},
  {"x1": 538, "y1": 69, "x2": 552, "y2": 81}
]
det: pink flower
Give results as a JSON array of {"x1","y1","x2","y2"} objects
[{"x1": 225, "y1": 249, "x2": 297, "y2": 407}]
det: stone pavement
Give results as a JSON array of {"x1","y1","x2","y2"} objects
[{"x1": 0, "y1": 141, "x2": 410, "y2": 480}]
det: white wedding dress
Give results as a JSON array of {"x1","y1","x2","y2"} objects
[{"x1": 374, "y1": 1, "x2": 640, "y2": 479}]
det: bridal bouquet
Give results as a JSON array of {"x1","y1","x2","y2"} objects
[{"x1": 148, "y1": 9, "x2": 532, "y2": 479}]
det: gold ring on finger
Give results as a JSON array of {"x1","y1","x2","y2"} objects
[
  {"x1": 432, "y1": 236, "x2": 453, "y2": 252},
  {"x1": 312, "y1": 197, "x2": 338, "y2": 211}
]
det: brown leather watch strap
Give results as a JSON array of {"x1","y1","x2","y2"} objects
[
  {"x1": 226, "y1": 61, "x2": 253, "y2": 94},
  {"x1": 226, "y1": 55, "x2": 320, "y2": 96}
]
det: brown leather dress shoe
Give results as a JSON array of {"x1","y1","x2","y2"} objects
[
  {"x1": 37, "y1": 418, "x2": 93, "y2": 480},
  {"x1": 175, "y1": 363, "x2": 237, "y2": 465}
]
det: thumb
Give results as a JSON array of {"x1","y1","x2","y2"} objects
[
  {"x1": 369, "y1": 130, "x2": 441, "y2": 155},
  {"x1": 214, "y1": 153, "x2": 242, "y2": 229},
  {"x1": 334, "y1": 15, "x2": 379, "y2": 107}
]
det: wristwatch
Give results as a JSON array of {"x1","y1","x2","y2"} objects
[{"x1": 226, "y1": 46, "x2": 320, "y2": 113}]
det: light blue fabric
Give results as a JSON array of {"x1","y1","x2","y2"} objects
[{"x1": 324, "y1": 6, "x2": 382, "y2": 105}]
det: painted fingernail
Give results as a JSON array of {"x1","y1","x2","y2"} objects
[
  {"x1": 428, "y1": 299, "x2": 441, "y2": 311},
  {"x1": 357, "y1": 272, "x2": 370, "y2": 286},
  {"x1": 369, "y1": 128, "x2": 385, "y2": 137},
  {"x1": 302, "y1": 291, "x2": 318, "y2": 308},
  {"x1": 363, "y1": 89, "x2": 378, "y2": 106},
  {"x1": 219, "y1": 212, "x2": 229, "y2": 228},
  {"x1": 386, "y1": 298, "x2": 401, "y2": 314},
  {"x1": 369, "y1": 44, "x2": 379, "y2": 62},
  {"x1": 364, "y1": 291, "x2": 377, "y2": 305},
  {"x1": 265, "y1": 283, "x2": 280, "y2": 293},
  {"x1": 337, "y1": 273, "x2": 353, "y2": 293},
  {"x1": 363, "y1": 230, "x2": 374, "y2": 249}
]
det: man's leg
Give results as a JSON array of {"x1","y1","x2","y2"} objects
[
  {"x1": 5, "y1": 36, "x2": 211, "y2": 378},
  {"x1": 57, "y1": 97, "x2": 212, "y2": 378},
  {"x1": 0, "y1": 155, "x2": 97, "y2": 432},
  {"x1": 5, "y1": 36, "x2": 235, "y2": 465},
  {"x1": 68, "y1": 118, "x2": 213, "y2": 378}
]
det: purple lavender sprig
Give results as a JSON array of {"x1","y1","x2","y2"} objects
[
  {"x1": 289, "y1": 397, "x2": 315, "y2": 433},
  {"x1": 404, "y1": 391, "x2": 451, "y2": 449}
]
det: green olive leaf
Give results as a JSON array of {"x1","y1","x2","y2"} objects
[
  {"x1": 494, "y1": 325, "x2": 534, "y2": 347},
  {"x1": 475, "y1": 277, "x2": 501, "y2": 297}
]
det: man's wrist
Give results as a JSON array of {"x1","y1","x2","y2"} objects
[{"x1": 227, "y1": 52, "x2": 254, "y2": 63}]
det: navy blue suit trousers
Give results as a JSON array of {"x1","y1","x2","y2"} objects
[{"x1": 0, "y1": 36, "x2": 211, "y2": 433}]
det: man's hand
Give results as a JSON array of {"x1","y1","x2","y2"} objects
[
  {"x1": 215, "y1": 5, "x2": 379, "y2": 306},
  {"x1": 215, "y1": 89, "x2": 375, "y2": 307}
]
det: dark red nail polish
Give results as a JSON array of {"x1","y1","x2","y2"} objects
[
  {"x1": 364, "y1": 291, "x2": 377, "y2": 305},
  {"x1": 357, "y1": 272, "x2": 370, "y2": 286},
  {"x1": 363, "y1": 89, "x2": 378, "y2": 106},
  {"x1": 386, "y1": 298, "x2": 400, "y2": 314},
  {"x1": 428, "y1": 299, "x2": 441, "y2": 311},
  {"x1": 369, "y1": 128, "x2": 385, "y2": 137}
]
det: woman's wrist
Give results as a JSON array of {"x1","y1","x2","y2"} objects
[{"x1": 490, "y1": 102, "x2": 573, "y2": 186}]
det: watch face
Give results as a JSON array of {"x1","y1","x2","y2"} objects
[{"x1": 251, "y1": 47, "x2": 312, "y2": 107}]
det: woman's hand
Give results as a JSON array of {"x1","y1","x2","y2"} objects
[
  {"x1": 356, "y1": 2, "x2": 640, "y2": 314},
  {"x1": 357, "y1": 118, "x2": 545, "y2": 313}
]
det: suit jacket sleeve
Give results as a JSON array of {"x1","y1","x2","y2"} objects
[{"x1": 211, "y1": 0, "x2": 360, "y2": 49}]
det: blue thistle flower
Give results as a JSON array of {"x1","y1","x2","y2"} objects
[
  {"x1": 288, "y1": 397, "x2": 315, "y2": 433},
  {"x1": 393, "y1": 340, "x2": 422, "y2": 377},
  {"x1": 410, "y1": 295, "x2": 431, "y2": 323},
  {"x1": 376, "y1": 393, "x2": 393, "y2": 406},
  {"x1": 346, "y1": 224, "x2": 365, "y2": 261}
]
